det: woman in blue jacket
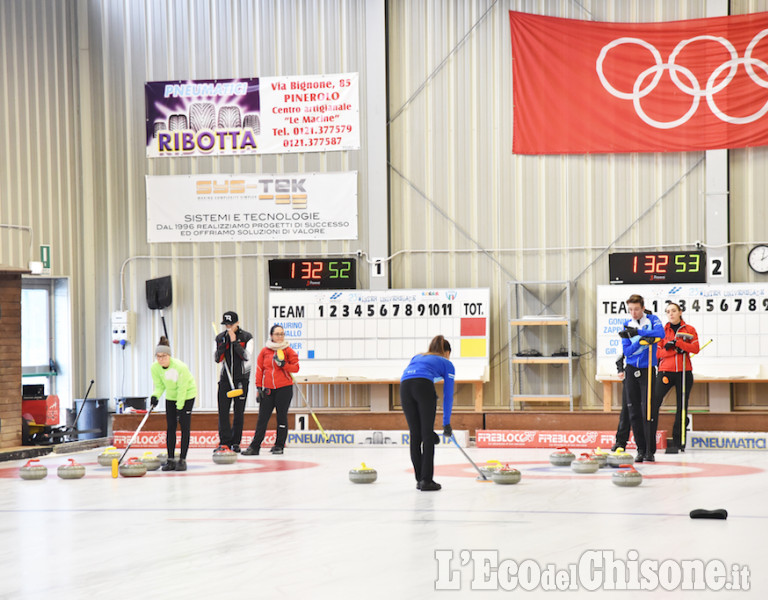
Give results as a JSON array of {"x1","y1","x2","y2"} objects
[{"x1": 400, "y1": 335, "x2": 455, "y2": 492}]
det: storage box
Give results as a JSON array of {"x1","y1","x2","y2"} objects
[{"x1": 21, "y1": 395, "x2": 60, "y2": 425}]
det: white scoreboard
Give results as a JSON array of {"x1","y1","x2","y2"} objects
[
  {"x1": 596, "y1": 284, "x2": 768, "y2": 379},
  {"x1": 269, "y1": 288, "x2": 491, "y2": 381}
]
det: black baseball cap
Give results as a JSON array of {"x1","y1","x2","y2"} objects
[{"x1": 221, "y1": 311, "x2": 239, "y2": 325}]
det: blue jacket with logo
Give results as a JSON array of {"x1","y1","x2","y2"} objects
[{"x1": 622, "y1": 313, "x2": 664, "y2": 368}]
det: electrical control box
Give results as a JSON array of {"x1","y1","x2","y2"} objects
[{"x1": 111, "y1": 311, "x2": 135, "y2": 345}]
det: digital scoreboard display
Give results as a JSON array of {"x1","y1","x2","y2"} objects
[
  {"x1": 609, "y1": 251, "x2": 706, "y2": 284},
  {"x1": 268, "y1": 258, "x2": 356, "y2": 290}
]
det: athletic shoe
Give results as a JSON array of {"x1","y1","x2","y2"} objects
[
  {"x1": 416, "y1": 481, "x2": 422, "y2": 490},
  {"x1": 161, "y1": 459, "x2": 176, "y2": 471},
  {"x1": 645, "y1": 454, "x2": 656, "y2": 462},
  {"x1": 213, "y1": 445, "x2": 225, "y2": 454},
  {"x1": 635, "y1": 453, "x2": 645, "y2": 463},
  {"x1": 175, "y1": 459, "x2": 187, "y2": 472},
  {"x1": 231, "y1": 445, "x2": 240, "y2": 453},
  {"x1": 241, "y1": 446, "x2": 259, "y2": 456},
  {"x1": 419, "y1": 480, "x2": 442, "y2": 491},
  {"x1": 270, "y1": 447, "x2": 284, "y2": 455}
]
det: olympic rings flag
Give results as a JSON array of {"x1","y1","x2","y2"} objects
[{"x1": 510, "y1": 11, "x2": 768, "y2": 154}]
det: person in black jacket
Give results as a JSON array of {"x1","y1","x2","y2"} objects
[{"x1": 214, "y1": 311, "x2": 254, "y2": 453}]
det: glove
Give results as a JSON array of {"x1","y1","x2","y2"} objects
[
  {"x1": 433, "y1": 431, "x2": 440, "y2": 445},
  {"x1": 625, "y1": 326, "x2": 639, "y2": 337},
  {"x1": 256, "y1": 387, "x2": 264, "y2": 403},
  {"x1": 675, "y1": 346, "x2": 685, "y2": 354},
  {"x1": 150, "y1": 396, "x2": 158, "y2": 407},
  {"x1": 664, "y1": 341, "x2": 676, "y2": 351},
  {"x1": 618, "y1": 329, "x2": 631, "y2": 339},
  {"x1": 614, "y1": 356, "x2": 625, "y2": 373},
  {"x1": 443, "y1": 424, "x2": 453, "y2": 437}
]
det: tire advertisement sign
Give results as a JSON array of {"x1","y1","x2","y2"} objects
[
  {"x1": 146, "y1": 171, "x2": 357, "y2": 243},
  {"x1": 145, "y1": 74, "x2": 359, "y2": 157}
]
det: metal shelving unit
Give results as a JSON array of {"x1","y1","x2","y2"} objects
[{"x1": 507, "y1": 280, "x2": 578, "y2": 410}]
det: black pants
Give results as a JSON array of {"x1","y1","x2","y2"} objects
[
  {"x1": 614, "y1": 381, "x2": 631, "y2": 448},
  {"x1": 656, "y1": 370, "x2": 694, "y2": 449},
  {"x1": 251, "y1": 386, "x2": 293, "y2": 449},
  {"x1": 400, "y1": 378, "x2": 437, "y2": 484},
  {"x1": 623, "y1": 365, "x2": 653, "y2": 455},
  {"x1": 166, "y1": 398, "x2": 194, "y2": 459},
  {"x1": 217, "y1": 378, "x2": 249, "y2": 447}
]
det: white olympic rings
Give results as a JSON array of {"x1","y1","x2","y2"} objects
[{"x1": 596, "y1": 30, "x2": 768, "y2": 129}]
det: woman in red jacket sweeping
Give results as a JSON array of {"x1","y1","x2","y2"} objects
[
  {"x1": 652, "y1": 302, "x2": 700, "y2": 457},
  {"x1": 242, "y1": 325, "x2": 300, "y2": 455}
]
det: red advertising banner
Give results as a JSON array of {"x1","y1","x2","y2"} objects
[
  {"x1": 475, "y1": 430, "x2": 667, "y2": 449},
  {"x1": 510, "y1": 11, "x2": 768, "y2": 154}
]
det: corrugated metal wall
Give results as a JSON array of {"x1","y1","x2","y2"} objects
[
  {"x1": 387, "y1": 0, "x2": 712, "y2": 409},
  {"x1": 2, "y1": 0, "x2": 767, "y2": 413},
  {"x1": 89, "y1": 0, "x2": 371, "y2": 410},
  {"x1": 729, "y1": 0, "x2": 768, "y2": 407},
  {"x1": 2, "y1": 0, "x2": 372, "y2": 410}
]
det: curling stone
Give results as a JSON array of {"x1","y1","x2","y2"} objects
[
  {"x1": 479, "y1": 459, "x2": 504, "y2": 478},
  {"x1": 607, "y1": 448, "x2": 634, "y2": 468},
  {"x1": 612, "y1": 465, "x2": 642, "y2": 487},
  {"x1": 57, "y1": 458, "x2": 86, "y2": 480},
  {"x1": 549, "y1": 447, "x2": 576, "y2": 466},
  {"x1": 571, "y1": 453, "x2": 599, "y2": 474},
  {"x1": 491, "y1": 465, "x2": 521, "y2": 485},
  {"x1": 156, "y1": 452, "x2": 168, "y2": 466},
  {"x1": 349, "y1": 462, "x2": 378, "y2": 484},
  {"x1": 118, "y1": 457, "x2": 148, "y2": 478},
  {"x1": 19, "y1": 459, "x2": 48, "y2": 480},
  {"x1": 212, "y1": 446, "x2": 238, "y2": 464},
  {"x1": 97, "y1": 446, "x2": 121, "y2": 467},
  {"x1": 590, "y1": 448, "x2": 609, "y2": 468},
  {"x1": 141, "y1": 451, "x2": 162, "y2": 471}
]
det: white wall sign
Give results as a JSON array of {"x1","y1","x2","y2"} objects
[
  {"x1": 269, "y1": 288, "x2": 491, "y2": 381},
  {"x1": 146, "y1": 171, "x2": 358, "y2": 242},
  {"x1": 596, "y1": 284, "x2": 768, "y2": 378}
]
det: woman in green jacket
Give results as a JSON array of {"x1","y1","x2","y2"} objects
[{"x1": 150, "y1": 336, "x2": 198, "y2": 472}]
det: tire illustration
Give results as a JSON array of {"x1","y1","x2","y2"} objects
[
  {"x1": 189, "y1": 102, "x2": 215, "y2": 131},
  {"x1": 152, "y1": 121, "x2": 167, "y2": 138},
  {"x1": 168, "y1": 114, "x2": 188, "y2": 131},
  {"x1": 218, "y1": 105, "x2": 242, "y2": 129},
  {"x1": 243, "y1": 113, "x2": 261, "y2": 135}
]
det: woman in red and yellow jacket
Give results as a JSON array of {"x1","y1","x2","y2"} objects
[
  {"x1": 652, "y1": 302, "x2": 700, "y2": 455},
  {"x1": 242, "y1": 325, "x2": 300, "y2": 455}
]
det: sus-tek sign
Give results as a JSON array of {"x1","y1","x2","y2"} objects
[
  {"x1": 146, "y1": 171, "x2": 357, "y2": 243},
  {"x1": 475, "y1": 430, "x2": 666, "y2": 449}
]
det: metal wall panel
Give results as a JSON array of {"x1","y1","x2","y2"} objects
[
  {"x1": 387, "y1": 0, "x2": 711, "y2": 409},
  {"x1": 728, "y1": 0, "x2": 768, "y2": 408},
  {"x1": 2, "y1": 0, "x2": 372, "y2": 410}
]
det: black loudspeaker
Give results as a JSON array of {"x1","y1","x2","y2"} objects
[{"x1": 146, "y1": 275, "x2": 172, "y2": 310}]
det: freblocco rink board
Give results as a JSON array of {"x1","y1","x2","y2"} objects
[{"x1": 268, "y1": 288, "x2": 490, "y2": 381}]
